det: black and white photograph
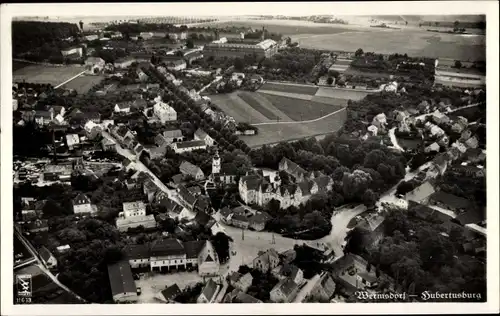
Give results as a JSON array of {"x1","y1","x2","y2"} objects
[{"x1": 1, "y1": 2, "x2": 498, "y2": 315}]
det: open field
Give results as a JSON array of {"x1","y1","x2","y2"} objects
[
  {"x1": 13, "y1": 60, "x2": 32, "y2": 71},
  {"x1": 209, "y1": 93, "x2": 271, "y2": 124},
  {"x1": 13, "y1": 64, "x2": 85, "y2": 86},
  {"x1": 292, "y1": 28, "x2": 485, "y2": 61},
  {"x1": 260, "y1": 82, "x2": 319, "y2": 95},
  {"x1": 60, "y1": 75, "x2": 105, "y2": 94},
  {"x1": 240, "y1": 108, "x2": 347, "y2": 147},
  {"x1": 237, "y1": 91, "x2": 280, "y2": 120},
  {"x1": 315, "y1": 86, "x2": 376, "y2": 100},
  {"x1": 257, "y1": 93, "x2": 346, "y2": 121}
]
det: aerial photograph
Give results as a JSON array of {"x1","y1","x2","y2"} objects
[{"x1": 9, "y1": 6, "x2": 488, "y2": 306}]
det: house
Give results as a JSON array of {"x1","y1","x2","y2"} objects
[
  {"x1": 428, "y1": 191, "x2": 473, "y2": 214},
  {"x1": 162, "y1": 129, "x2": 184, "y2": 144},
  {"x1": 179, "y1": 161, "x2": 205, "y2": 180},
  {"x1": 65, "y1": 134, "x2": 80, "y2": 150},
  {"x1": 165, "y1": 59, "x2": 187, "y2": 71},
  {"x1": 223, "y1": 289, "x2": 263, "y2": 303},
  {"x1": 153, "y1": 101, "x2": 177, "y2": 123},
  {"x1": 194, "y1": 211, "x2": 212, "y2": 228},
  {"x1": 228, "y1": 213, "x2": 250, "y2": 229},
  {"x1": 404, "y1": 181, "x2": 436, "y2": 203},
  {"x1": 280, "y1": 249, "x2": 297, "y2": 265},
  {"x1": 194, "y1": 128, "x2": 215, "y2": 147},
  {"x1": 157, "y1": 284, "x2": 181, "y2": 303},
  {"x1": 101, "y1": 136, "x2": 116, "y2": 151},
  {"x1": 465, "y1": 136, "x2": 479, "y2": 149},
  {"x1": 197, "y1": 240, "x2": 220, "y2": 276},
  {"x1": 274, "y1": 264, "x2": 304, "y2": 285},
  {"x1": 132, "y1": 99, "x2": 148, "y2": 111},
  {"x1": 84, "y1": 121, "x2": 102, "y2": 139},
  {"x1": 25, "y1": 219, "x2": 49, "y2": 233},
  {"x1": 452, "y1": 141, "x2": 468, "y2": 154},
  {"x1": 309, "y1": 273, "x2": 336, "y2": 302},
  {"x1": 248, "y1": 211, "x2": 272, "y2": 231},
  {"x1": 85, "y1": 57, "x2": 105, "y2": 74},
  {"x1": 107, "y1": 261, "x2": 138, "y2": 303},
  {"x1": 61, "y1": 46, "x2": 83, "y2": 58},
  {"x1": 184, "y1": 51, "x2": 204, "y2": 64},
  {"x1": 39, "y1": 246, "x2": 57, "y2": 269},
  {"x1": 425, "y1": 142, "x2": 440, "y2": 153},
  {"x1": 431, "y1": 110, "x2": 450, "y2": 125},
  {"x1": 114, "y1": 57, "x2": 137, "y2": 69},
  {"x1": 171, "y1": 140, "x2": 207, "y2": 154},
  {"x1": 270, "y1": 278, "x2": 299, "y2": 303},
  {"x1": 228, "y1": 272, "x2": 253, "y2": 293},
  {"x1": 56, "y1": 244, "x2": 71, "y2": 253},
  {"x1": 367, "y1": 125, "x2": 378, "y2": 136},
  {"x1": 150, "y1": 239, "x2": 187, "y2": 272},
  {"x1": 136, "y1": 68, "x2": 149, "y2": 82},
  {"x1": 143, "y1": 179, "x2": 159, "y2": 203},
  {"x1": 84, "y1": 34, "x2": 99, "y2": 41},
  {"x1": 197, "y1": 279, "x2": 220, "y2": 304},
  {"x1": 34, "y1": 110, "x2": 53, "y2": 126},
  {"x1": 72, "y1": 193, "x2": 94, "y2": 214},
  {"x1": 115, "y1": 102, "x2": 132, "y2": 113},
  {"x1": 125, "y1": 243, "x2": 151, "y2": 269},
  {"x1": 451, "y1": 117, "x2": 468, "y2": 133},
  {"x1": 116, "y1": 201, "x2": 156, "y2": 232},
  {"x1": 371, "y1": 113, "x2": 387, "y2": 129},
  {"x1": 253, "y1": 248, "x2": 280, "y2": 273}
]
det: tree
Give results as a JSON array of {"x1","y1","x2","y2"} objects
[
  {"x1": 454, "y1": 20, "x2": 460, "y2": 29},
  {"x1": 234, "y1": 57, "x2": 244, "y2": 71},
  {"x1": 186, "y1": 38, "x2": 194, "y2": 49},
  {"x1": 211, "y1": 232, "x2": 233, "y2": 264},
  {"x1": 396, "y1": 181, "x2": 416, "y2": 196},
  {"x1": 362, "y1": 189, "x2": 378, "y2": 207},
  {"x1": 326, "y1": 77, "x2": 334, "y2": 85},
  {"x1": 454, "y1": 60, "x2": 462, "y2": 69},
  {"x1": 355, "y1": 48, "x2": 364, "y2": 57}
]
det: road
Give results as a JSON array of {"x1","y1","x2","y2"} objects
[
  {"x1": 197, "y1": 76, "x2": 223, "y2": 94},
  {"x1": 388, "y1": 127, "x2": 405, "y2": 152},
  {"x1": 54, "y1": 71, "x2": 87, "y2": 89},
  {"x1": 252, "y1": 108, "x2": 346, "y2": 126},
  {"x1": 101, "y1": 131, "x2": 181, "y2": 204}
]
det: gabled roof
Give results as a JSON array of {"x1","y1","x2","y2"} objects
[
  {"x1": 405, "y1": 181, "x2": 436, "y2": 203},
  {"x1": 150, "y1": 239, "x2": 185, "y2": 257},
  {"x1": 175, "y1": 140, "x2": 206, "y2": 149},
  {"x1": 429, "y1": 191, "x2": 472, "y2": 210},
  {"x1": 124, "y1": 243, "x2": 151, "y2": 259},
  {"x1": 313, "y1": 176, "x2": 332, "y2": 189},
  {"x1": 178, "y1": 185, "x2": 197, "y2": 207},
  {"x1": 179, "y1": 161, "x2": 203, "y2": 177},
  {"x1": 39, "y1": 246, "x2": 53, "y2": 262},
  {"x1": 183, "y1": 240, "x2": 205, "y2": 259},
  {"x1": 194, "y1": 128, "x2": 209, "y2": 140},
  {"x1": 161, "y1": 284, "x2": 181, "y2": 301},
  {"x1": 107, "y1": 261, "x2": 137, "y2": 297},
  {"x1": 73, "y1": 193, "x2": 91, "y2": 206},
  {"x1": 163, "y1": 129, "x2": 183, "y2": 138},
  {"x1": 194, "y1": 211, "x2": 211, "y2": 227},
  {"x1": 200, "y1": 279, "x2": 219, "y2": 302},
  {"x1": 273, "y1": 277, "x2": 298, "y2": 297}
]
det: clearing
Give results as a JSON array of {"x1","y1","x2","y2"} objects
[
  {"x1": 13, "y1": 64, "x2": 85, "y2": 86},
  {"x1": 256, "y1": 92, "x2": 346, "y2": 121},
  {"x1": 260, "y1": 82, "x2": 319, "y2": 95},
  {"x1": 60, "y1": 75, "x2": 105, "y2": 94}
]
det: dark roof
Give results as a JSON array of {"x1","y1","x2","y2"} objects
[
  {"x1": 313, "y1": 176, "x2": 332, "y2": 189},
  {"x1": 187, "y1": 186, "x2": 202, "y2": 195},
  {"x1": 73, "y1": 193, "x2": 91, "y2": 206},
  {"x1": 171, "y1": 174, "x2": 187, "y2": 185},
  {"x1": 429, "y1": 191, "x2": 472, "y2": 210},
  {"x1": 133, "y1": 99, "x2": 147, "y2": 109},
  {"x1": 175, "y1": 140, "x2": 206, "y2": 149},
  {"x1": 35, "y1": 110, "x2": 52, "y2": 119},
  {"x1": 150, "y1": 239, "x2": 185, "y2": 257},
  {"x1": 229, "y1": 272, "x2": 243, "y2": 283},
  {"x1": 240, "y1": 174, "x2": 264, "y2": 191},
  {"x1": 200, "y1": 279, "x2": 219, "y2": 302},
  {"x1": 194, "y1": 196, "x2": 210, "y2": 211},
  {"x1": 456, "y1": 208, "x2": 486, "y2": 225},
  {"x1": 161, "y1": 284, "x2": 181, "y2": 301},
  {"x1": 39, "y1": 246, "x2": 53, "y2": 262},
  {"x1": 194, "y1": 211, "x2": 211, "y2": 227},
  {"x1": 234, "y1": 291, "x2": 262, "y2": 303},
  {"x1": 279, "y1": 264, "x2": 301, "y2": 280},
  {"x1": 358, "y1": 272, "x2": 378, "y2": 283},
  {"x1": 107, "y1": 261, "x2": 137, "y2": 297},
  {"x1": 116, "y1": 125, "x2": 129, "y2": 137},
  {"x1": 274, "y1": 278, "x2": 298, "y2": 297},
  {"x1": 124, "y1": 244, "x2": 151, "y2": 259},
  {"x1": 250, "y1": 211, "x2": 272, "y2": 225},
  {"x1": 178, "y1": 185, "x2": 197, "y2": 206},
  {"x1": 194, "y1": 128, "x2": 209, "y2": 140},
  {"x1": 183, "y1": 240, "x2": 205, "y2": 259},
  {"x1": 82, "y1": 112, "x2": 101, "y2": 120}
]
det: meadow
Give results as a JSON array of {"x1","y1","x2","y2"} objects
[
  {"x1": 13, "y1": 64, "x2": 85, "y2": 86},
  {"x1": 60, "y1": 75, "x2": 105, "y2": 94}
]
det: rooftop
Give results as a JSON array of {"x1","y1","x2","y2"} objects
[{"x1": 107, "y1": 261, "x2": 137, "y2": 297}]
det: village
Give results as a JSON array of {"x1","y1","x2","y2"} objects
[{"x1": 12, "y1": 16, "x2": 486, "y2": 305}]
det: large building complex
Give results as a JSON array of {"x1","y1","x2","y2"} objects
[{"x1": 203, "y1": 38, "x2": 278, "y2": 59}]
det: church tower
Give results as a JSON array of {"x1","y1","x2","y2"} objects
[{"x1": 212, "y1": 150, "x2": 221, "y2": 175}]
